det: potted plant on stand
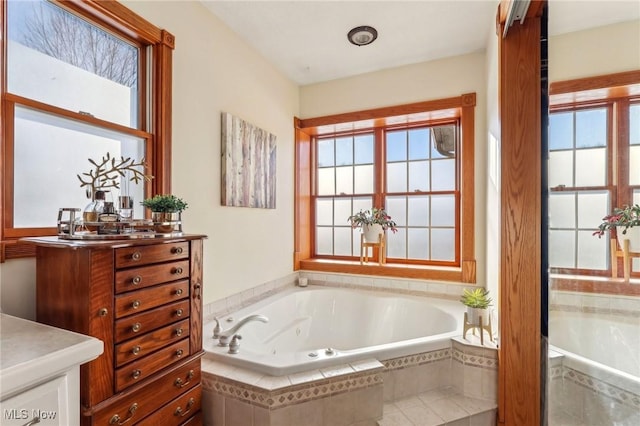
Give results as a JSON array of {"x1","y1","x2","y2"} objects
[
  {"x1": 142, "y1": 194, "x2": 188, "y2": 233},
  {"x1": 347, "y1": 207, "x2": 398, "y2": 243},
  {"x1": 594, "y1": 203, "x2": 640, "y2": 251},
  {"x1": 460, "y1": 287, "x2": 493, "y2": 325}
]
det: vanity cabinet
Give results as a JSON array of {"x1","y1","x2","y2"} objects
[{"x1": 24, "y1": 235, "x2": 206, "y2": 426}]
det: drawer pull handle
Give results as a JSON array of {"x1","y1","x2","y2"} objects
[
  {"x1": 109, "y1": 403, "x2": 138, "y2": 425},
  {"x1": 132, "y1": 276, "x2": 142, "y2": 285},
  {"x1": 175, "y1": 328, "x2": 183, "y2": 336},
  {"x1": 176, "y1": 308, "x2": 184, "y2": 317},
  {"x1": 173, "y1": 267, "x2": 184, "y2": 275},
  {"x1": 132, "y1": 345, "x2": 141, "y2": 355},
  {"x1": 174, "y1": 370, "x2": 194, "y2": 388},
  {"x1": 132, "y1": 300, "x2": 141, "y2": 309},
  {"x1": 132, "y1": 322, "x2": 142, "y2": 333},
  {"x1": 131, "y1": 252, "x2": 142, "y2": 261},
  {"x1": 22, "y1": 417, "x2": 41, "y2": 426},
  {"x1": 99, "y1": 308, "x2": 108, "y2": 317},
  {"x1": 175, "y1": 349, "x2": 184, "y2": 358},
  {"x1": 132, "y1": 369, "x2": 142, "y2": 379},
  {"x1": 174, "y1": 398, "x2": 195, "y2": 417},
  {"x1": 172, "y1": 247, "x2": 184, "y2": 254},
  {"x1": 175, "y1": 288, "x2": 183, "y2": 296}
]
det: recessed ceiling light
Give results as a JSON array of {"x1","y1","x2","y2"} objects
[{"x1": 347, "y1": 26, "x2": 378, "y2": 47}]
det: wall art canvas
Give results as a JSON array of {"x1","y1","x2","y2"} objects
[{"x1": 221, "y1": 112, "x2": 277, "y2": 209}]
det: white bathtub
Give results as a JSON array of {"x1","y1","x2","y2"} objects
[{"x1": 203, "y1": 286, "x2": 465, "y2": 375}]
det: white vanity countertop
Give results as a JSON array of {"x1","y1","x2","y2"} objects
[{"x1": 0, "y1": 313, "x2": 103, "y2": 399}]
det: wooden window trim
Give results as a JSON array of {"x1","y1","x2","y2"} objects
[
  {"x1": 294, "y1": 93, "x2": 476, "y2": 282},
  {"x1": 0, "y1": 0, "x2": 174, "y2": 260}
]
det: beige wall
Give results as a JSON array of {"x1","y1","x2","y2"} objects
[{"x1": 301, "y1": 52, "x2": 489, "y2": 287}]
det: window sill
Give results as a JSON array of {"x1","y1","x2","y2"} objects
[
  {"x1": 550, "y1": 273, "x2": 640, "y2": 296},
  {"x1": 298, "y1": 258, "x2": 472, "y2": 283}
]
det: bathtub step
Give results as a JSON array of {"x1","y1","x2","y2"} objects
[{"x1": 378, "y1": 387, "x2": 496, "y2": 426}]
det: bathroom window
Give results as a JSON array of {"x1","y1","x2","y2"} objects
[
  {"x1": 294, "y1": 94, "x2": 476, "y2": 281},
  {"x1": 1, "y1": 0, "x2": 174, "y2": 260},
  {"x1": 549, "y1": 98, "x2": 640, "y2": 277}
]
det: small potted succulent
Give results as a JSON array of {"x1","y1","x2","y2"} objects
[
  {"x1": 142, "y1": 194, "x2": 188, "y2": 233},
  {"x1": 347, "y1": 207, "x2": 398, "y2": 243},
  {"x1": 594, "y1": 204, "x2": 640, "y2": 251},
  {"x1": 460, "y1": 288, "x2": 492, "y2": 325}
]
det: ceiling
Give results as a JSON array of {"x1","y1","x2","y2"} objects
[{"x1": 201, "y1": 1, "x2": 640, "y2": 86}]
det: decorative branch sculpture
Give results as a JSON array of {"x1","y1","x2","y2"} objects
[{"x1": 77, "y1": 152, "x2": 153, "y2": 198}]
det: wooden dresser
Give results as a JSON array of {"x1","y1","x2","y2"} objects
[{"x1": 23, "y1": 235, "x2": 206, "y2": 426}]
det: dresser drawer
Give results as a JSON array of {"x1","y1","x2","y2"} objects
[
  {"x1": 115, "y1": 260, "x2": 190, "y2": 294},
  {"x1": 136, "y1": 384, "x2": 201, "y2": 426},
  {"x1": 115, "y1": 300, "x2": 190, "y2": 343},
  {"x1": 115, "y1": 319, "x2": 190, "y2": 366},
  {"x1": 92, "y1": 357, "x2": 201, "y2": 426},
  {"x1": 115, "y1": 280, "x2": 189, "y2": 318},
  {"x1": 115, "y1": 339, "x2": 190, "y2": 391},
  {"x1": 115, "y1": 242, "x2": 189, "y2": 269}
]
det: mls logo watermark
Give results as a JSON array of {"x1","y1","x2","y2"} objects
[{"x1": 4, "y1": 408, "x2": 58, "y2": 421}]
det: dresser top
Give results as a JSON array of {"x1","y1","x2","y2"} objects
[{"x1": 21, "y1": 234, "x2": 207, "y2": 249}]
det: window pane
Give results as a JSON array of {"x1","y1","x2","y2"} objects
[
  {"x1": 8, "y1": 0, "x2": 139, "y2": 128},
  {"x1": 334, "y1": 199, "x2": 351, "y2": 227},
  {"x1": 317, "y1": 168, "x2": 335, "y2": 195},
  {"x1": 431, "y1": 229, "x2": 455, "y2": 261},
  {"x1": 387, "y1": 162, "x2": 407, "y2": 193},
  {"x1": 432, "y1": 195, "x2": 455, "y2": 227},
  {"x1": 430, "y1": 125, "x2": 456, "y2": 159},
  {"x1": 387, "y1": 131, "x2": 407, "y2": 162},
  {"x1": 14, "y1": 106, "x2": 145, "y2": 228},
  {"x1": 549, "y1": 112, "x2": 573, "y2": 150},
  {"x1": 408, "y1": 128, "x2": 429, "y2": 160},
  {"x1": 575, "y1": 148, "x2": 606, "y2": 187},
  {"x1": 354, "y1": 165, "x2": 374, "y2": 194},
  {"x1": 407, "y1": 196, "x2": 429, "y2": 227},
  {"x1": 316, "y1": 227, "x2": 333, "y2": 255},
  {"x1": 353, "y1": 197, "x2": 373, "y2": 215},
  {"x1": 387, "y1": 228, "x2": 406, "y2": 258},
  {"x1": 577, "y1": 230, "x2": 607, "y2": 270},
  {"x1": 630, "y1": 146, "x2": 640, "y2": 186},
  {"x1": 431, "y1": 159, "x2": 455, "y2": 191},
  {"x1": 408, "y1": 161, "x2": 429, "y2": 192},
  {"x1": 549, "y1": 193, "x2": 575, "y2": 229},
  {"x1": 549, "y1": 230, "x2": 576, "y2": 268},
  {"x1": 335, "y1": 137, "x2": 353, "y2": 166},
  {"x1": 386, "y1": 196, "x2": 407, "y2": 227},
  {"x1": 316, "y1": 199, "x2": 333, "y2": 226},
  {"x1": 549, "y1": 151, "x2": 574, "y2": 187},
  {"x1": 577, "y1": 192, "x2": 609, "y2": 230},
  {"x1": 576, "y1": 108, "x2": 607, "y2": 148},
  {"x1": 408, "y1": 228, "x2": 429, "y2": 259},
  {"x1": 334, "y1": 227, "x2": 352, "y2": 256},
  {"x1": 335, "y1": 166, "x2": 353, "y2": 195},
  {"x1": 354, "y1": 134, "x2": 374, "y2": 164},
  {"x1": 631, "y1": 104, "x2": 640, "y2": 145},
  {"x1": 317, "y1": 139, "x2": 334, "y2": 167}
]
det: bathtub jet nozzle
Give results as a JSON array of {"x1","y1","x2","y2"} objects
[{"x1": 214, "y1": 314, "x2": 269, "y2": 346}]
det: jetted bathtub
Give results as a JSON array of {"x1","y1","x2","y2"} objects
[{"x1": 203, "y1": 286, "x2": 465, "y2": 375}]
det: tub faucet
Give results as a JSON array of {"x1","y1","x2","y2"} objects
[{"x1": 213, "y1": 314, "x2": 269, "y2": 346}]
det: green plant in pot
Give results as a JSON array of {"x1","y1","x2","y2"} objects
[
  {"x1": 142, "y1": 194, "x2": 188, "y2": 233},
  {"x1": 460, "y1": 287, "x2": 492, "y2": 325}
]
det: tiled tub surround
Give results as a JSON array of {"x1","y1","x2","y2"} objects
[
  {"x1": 201, "y1": 274, "x2": 497, "y2": 425},
  {"x1": 204, "y1": 286, "x2": 465, "y2": 376},
  {"x1": 549, "y1": 291, "x2": 640, "y2": 425},
  {"x1": 201, "y1": 342, "x2": 497, "y2": 426}
]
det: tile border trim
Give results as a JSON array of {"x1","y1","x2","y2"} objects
[{"x1": 563, "y1": 366, "x2": 640, "y2": 410}]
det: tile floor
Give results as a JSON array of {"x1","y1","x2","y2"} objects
[{"x1": 378, "y1": 386, "x2": 496, "y2": 426}]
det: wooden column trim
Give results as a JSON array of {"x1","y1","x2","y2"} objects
[
  {"x1": 153, "y1": 32, "x2": 174, "y2": 195},
  {"x1": 497, "y1": 4, "x2": 542, "y2": 426}
]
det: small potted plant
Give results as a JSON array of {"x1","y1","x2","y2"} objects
[
  {"x1": 460, "y1": 287, "x2": 492, "y2": 325},
  {"x1": 347, "y1": 207, "x2": 398, "y2": 243},
  {"x1": 594, "y1": 204, "x2": 640, "y2": 251},
  {"x1": 142, "y1": 194, "x2": 188, "y2": 233}
]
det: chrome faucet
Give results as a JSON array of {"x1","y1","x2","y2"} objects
[{"x1": 213, "y1": 314, "x2": 269, "y2": 346}]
